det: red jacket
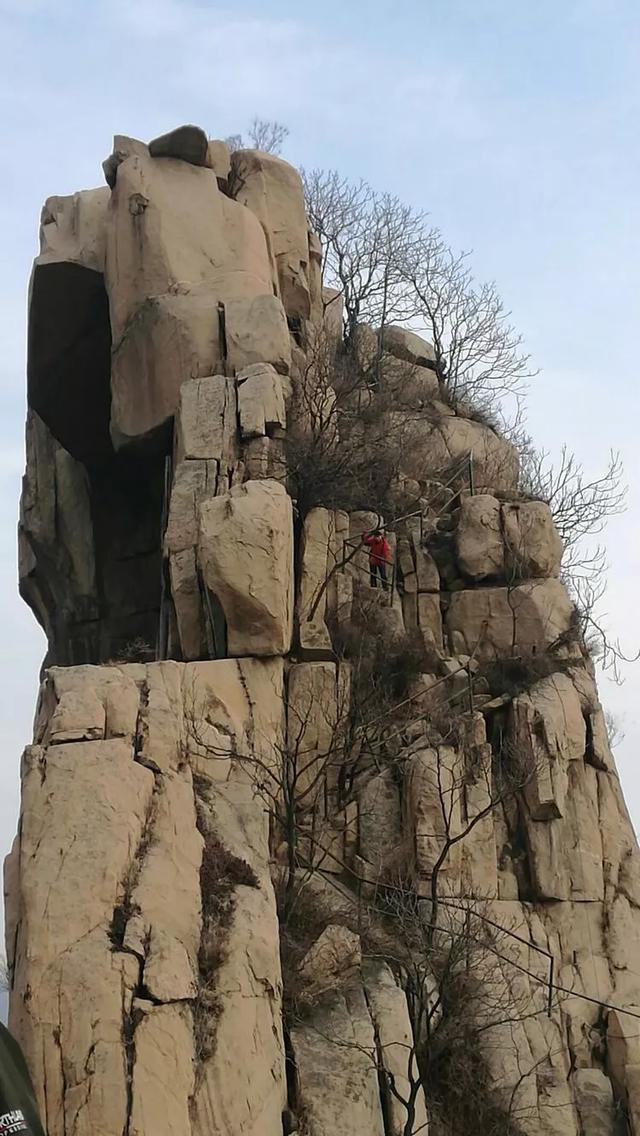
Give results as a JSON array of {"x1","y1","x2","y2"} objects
[{"x1": 363, "y1": 533, "x2": 391, "y2": 566}]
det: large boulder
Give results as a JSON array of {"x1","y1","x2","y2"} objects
[
  {"x1": 28, "y1": 189, "x2": 112, "y2": 462},
  {"x1": 502, "y1": 499, "x2": 563, "y2": 578},
  {"x1": 290, "y1": 984, "x2": 385, "y2": 1136},
  {"x1": 105, "y1": 144, "x2": 274, "y2": 445},
  {"x1": 237, "y1": 363, "x2": 288, "y2": 439},
  {"x1": 446, "y1": 579, "x2": 574, "y2": 659},
  {"x1": 380, "y1": 325, "x2": 436, "y2": 368},
  {"x1": 297, "y1": 508, "x2": 349, "y2": 659},
  {"x1": 456, "y1": 494, "x2": 504, "y2": 580},
  {"x1": 401, "y1": 415, "x2": 519, "y2": 494},
  {"x1": 148, "y1": 123, "x2": 209, "y2": 165},
  {"x1": 232, "y1": 149, "x2": 311, "y2": 320},
  {"x1": 198, "y1": 479, "x2": 294, "y2": 657}
]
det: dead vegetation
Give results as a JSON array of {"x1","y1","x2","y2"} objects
[{"x1": 192, "y1": 774, "x2": 259, "y2": 1062}]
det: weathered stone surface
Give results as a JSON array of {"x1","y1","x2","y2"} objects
[
  {"x1": 191, "y1": 778, "x2": 286, "y2": 1136},
  {"x1": 232, "y1": 149, "x2": 311, "y2": 319},
  {"x1": 8, "y1": 739, "x2": 154, "y2": 1135},
  {"x1": 176, "y1": 374, "x2": 239, "y2": 463},
  {"x1": 129, "y1": 1002, "x2": 196, "y2": 1136},
  {"x1": 503, "y1": 500, "x2": 563, "y2": 579},
  {"x1": 446, "y1": 579, "x2": 574, "y2": 659},
  {"x1": 417, "y1": 591, "x2": 443, "y2": 651},
  {"x1": 456, "y1": 493, "x2": 504, "y2": 580},
  {"x1": 199, "y1": 479, "x2": 294, "y2": 656},
  {"x1": 298, "y1": 925, "x2": 361, "y2": 999},
  {"x1": 402, "y1": 415, "x2": 519, "y2": 493},
  {"x1": 362, "y1": 960, "x2": 429, "y2": 1136},
  {"x1": 148, "y1": 123, "x2": 209, "y2": 165},
  {"x1": 405, "y1": 744, "x2": 462, "y2": 880},
  {"x1": 225, "y1": 293, "x2": 291, "y2": 376},
  {"x1": 290, "y1": 984, "x2": 385, "y2": 1136},
  {"x1": 237, "y1": 362, "x2": 287, "y2": 439},
  {"x1": 124, "y1": 767, "x2": 202, "y2": 1002},
  {"x1": 105, "y1": 145, "x2": 273, "y2": 444},
  {"x1": 287, "y1": 662, "x2": 349, "y2": 805},
  {"x1": 297, "y1": 508, "x2": 348, "y2": 659},
  {"x1": 38, "y1": 187, "x2": 109, "y2": 273},
  {"x1": 206, "y1": 139, "x2": 231, "y2": 181},
  {"x1": 358, "y1": 768, "x2": 403, "y2": 879},
  {"x1": 381, "y1": 325, "x2": 436, "y2": 367},
  {"x1": 573, "y1": 1068, "x2": 616, "y2": 1136},
  {"x1": 512, "y1": 674, "x2": 586, "y2": 821}
]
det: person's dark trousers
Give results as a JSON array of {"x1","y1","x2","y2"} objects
[{"x1": 369, "y1": 562, "x2": 388, "y2": 591}]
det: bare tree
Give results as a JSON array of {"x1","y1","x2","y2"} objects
[
  {"x1": 303, "y1": 169, "x2": 427, "y2": 352},
  {"x1": 303, "y1": 168, "x2": 534, "y2": 414},
  {"x1": 400, "y1": 237, "x2": 535, "y2": 410},
  {"x1": 285, "y1": 330, "x2": 422, "y2": 517},
  {"x1": 225, "y1": 117, "x2": 289, "y2": 155}
]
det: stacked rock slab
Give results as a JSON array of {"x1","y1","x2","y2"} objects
[{"x1": 7, "y1": 123, "x2": 640, "y2": 1136}]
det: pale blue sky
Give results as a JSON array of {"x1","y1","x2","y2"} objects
[{"x1": 0, "y1": 0, "x2": 639, "y2": 951}]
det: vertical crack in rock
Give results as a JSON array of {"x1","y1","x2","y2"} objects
[{"x1": 190, "y1": 773, "x2": 259, "y2": 1080}]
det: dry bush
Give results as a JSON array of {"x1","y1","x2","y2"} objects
[
  {"x1": 477, "y1": 654, "x2": 571, "y2": 699},
  {"x1": 277, "y1": 880, "x2": 338, "y2": 1019},
  {"x1": 285, "y1": 335, "x2": 415, "y2": 517}
]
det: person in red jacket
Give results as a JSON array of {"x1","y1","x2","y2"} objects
[{"x1": 362, "y1": 528, "x2": 391, "y2": 591}]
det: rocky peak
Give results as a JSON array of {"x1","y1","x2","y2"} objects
[{"x1": 5, "y1": 124, "x2": 640, "y2": 1136}]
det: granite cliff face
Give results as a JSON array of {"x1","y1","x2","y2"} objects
[{"x1": 5, "y1": 123, "x2": 640, "y2": 1136}]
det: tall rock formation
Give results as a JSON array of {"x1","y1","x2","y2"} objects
[{"x1": 5, "y1": 122, "x2": 640, "y2": 1136}]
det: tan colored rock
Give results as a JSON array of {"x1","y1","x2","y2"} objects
[
  {"x1": 573, "y1": 1068, "x2": 616, "y2": 1136},
  {"x1": 198, "y1": 479, "x2": 293, "y2": 657},
  {"x1": 129, "y1": 1003, "x2": 195, "y2": 1136},
  {"x1": 503, "y1": 500, "x2": 563, "y2": 579},
  {"x1": 42, "y1": 665, "x2": 142, "y2": 745},
  {"x1": 225, "y1": 293, "x2": 291, "y2": 376},
  {"x1": 290, "y1": 985, "x2": 385, "y2": 1136},
  {"x1": 175, "y1": 374, "x2": 239, "y2": 463},
  {"x1": 446, "y1": 579, "x2": 574, "y2": 659},
  {"x1": 169, "y1": 548, "x2": 206, "y2": 661},
  {"x1": 525, "y1": 760, "x2": 604, "y2": 901},
  {"x1": 105, "y1": 148, "x2": 273, "y2": 444},
  {"x1": 322, "y1": 286, "x2": 344, "y2": 340},
  {"x1": 124, "y1": 767, "x2": 203, "y2": 1002},
  {"x1": 287, "y1": 662, "x2": 349, "y2": 805},
  {"x1": 512, "y1": 674, "x2": 586, "y2": 821},
  {"x1": 381, "y1": 325, "x2": 436, "y2": 367},
  {"x1": 402, "y1": 415, "x2": 519, "y2": 494},
  {"x1": 148, "y1": 123, "x2": 209, "y2": 165},
  {"x1": 190, "y1": 778, "x2": 286, "y2": 1136},
  {"x1": 102, "y1": 133, "x2": 149, "y2": 188},
  {"x1": 38, "y1": 187, "x2": 109, "y2": 273},
  {"x1": 48, "y1": 688, "x2": 106, "y2": 743},
  {"x1": 358, "y1": 769, "x2": 403, "y2": 879},
  {"x1": 297, "y1": 507, "x2": 347, "y2": 659},
  {"x1": 456, "y1": 493, "x2": 504, "y2": 580},
  {"x1": 418, "y1": 592, "x2": 443, "y2": 651},
  {"x1": 8, "y1": 739, "x2": 155, "y2": 1136},
  {"x1": 362, "y1": 960, "x2": 429, "y2": 1136},
  {"x1": 232, "y1": 149, "x2": 311, "y2": 319},
  {"x1": 298, "y1": 925, "x2": 361, "y2": 999},
  {"x1": 405, "y1": 745, "x2": 462, "y2": 880},
  {"x1": 380, "y1": 354, "x2": 440, "y2": 407},
  {"x1": 206, "y1": 139, "x2": 231, "y2": 181},
  {"x1": 165, "y1": 459, "x2": 217, "y2": 554},
  {"x1": 237, "y1": 362, "x2": 287, "y2": 439}
]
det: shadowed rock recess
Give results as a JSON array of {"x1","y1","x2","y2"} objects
[{"x1": 5, "y1": 123, "x2": 640, "y2": 1136}]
